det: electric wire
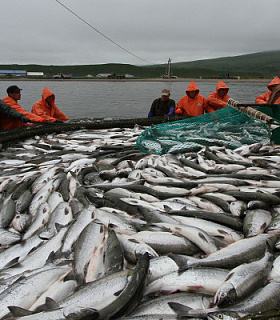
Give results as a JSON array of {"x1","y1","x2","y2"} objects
[{"x1": 55, "y1": 0, "x2": 153, "y2": 64}]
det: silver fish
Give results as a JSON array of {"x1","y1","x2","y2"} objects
[
  {"x1": 74, "y1": 219, "x2": 106, "y2": 283},
  {"x1": 214, "y1": 249, "x2": 274, "y2": 306},
  {"x1": 0, "y1": 265, "x2": 71, "y2": 319},
  {"x1": 145, "y1": 267, "x2": 228, "y2": 296},
  {"x1": 169, "y1": 233, "x2": 277, "y2": 271},
  {"x1": 243, "y1": 209, "x2": 272, "y2": 237}
]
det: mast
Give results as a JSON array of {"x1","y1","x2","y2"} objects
[{"x1": 167, "y1": 58, "x2": 172, "y2": 78}]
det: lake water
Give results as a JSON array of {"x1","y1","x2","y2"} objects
[{"x1": 0, "y1": 79, "x2": 269, "y2": 119}]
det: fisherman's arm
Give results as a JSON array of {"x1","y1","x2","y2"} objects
[
  {"x1": 53, "y1": 105, "x2": 69, "y2": 121},
  {"x1": 31, "y1": 103, "x2": 56, "y2": 122},
  {"x1": 148, "y1": 99, "x2": 157, "y2": 117},
  {"x1": 207, "y1": 93, "x2": 228, "y2": 110},
  {"x1": 202, "y1": 96, "x2": 208, "y2": 113},
  {"x1": 255, "y1": 92, "x2": 270, "y2": 104},
  {"x1": 0, "y1": 99, "x2": 23, "y2": 119},
  {"x1": 167, "y1": 100, "x2": 175, "y2": 116},
  {"x1": 0, "y1": 99, "x2": 30, "y2": 122},
  {"x1": 175, "y1": 98, "x2": 186, "y2": 115}
]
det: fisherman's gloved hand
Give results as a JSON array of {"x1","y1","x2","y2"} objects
[
  {"x1": 19, "y1": 116, "x2": 30, "y2": 123},
  {"x1": 55, "y1": 119, "x2": 64, "y2": 123},
  {"x1": 167, "y1": 107, "x2": 175, "y2": 116},
  {"x1": 175, "y1": 107, "x2": 183, "y2": 114},
  {"x1": 148, "y1": 111, "x2": 154, "y2": 118}
]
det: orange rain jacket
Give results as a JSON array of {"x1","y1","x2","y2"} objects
[
  {"x1": 206, "y1": 80, "x2": 230, "y2": 113},
  {"x1": 255, "y1": 76, "x2": 280, "y2": 104},
  {"x1": 1, "y1": 96, "x2": 46, "y2": 130},
  {"x1": 31, "y1": 87, "x2": 69, "y2": 122},
  {"x1": 175, "y1": 82, "x2": 208, "y2": 117}
]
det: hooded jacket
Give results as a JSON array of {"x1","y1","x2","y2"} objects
[
  {"x1": 1, "y1": 96, "x2": 46, "y2": 131},
  {"x1": 175, "y1": 82, "x2": 207, "y2": 117},
  {"x1": 206, "y1": 80, "x2": 230, "y2": 113},
  {"x1": 31, "y1": 87, "x2": 69, "y2": 122},
  {"x1": 255, "y1": 76, "x2": 280, "y2": 104}
]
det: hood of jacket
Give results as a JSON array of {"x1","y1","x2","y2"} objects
[
  {"x1": 268, "y1": 76, "x2": 280, "y2": 91},
  {"x1": 216, "y1": 80, "x2": 229, "y2": 95},
  {"x1": 42, "y1": 87, "x2": 55, "y2": 104},
  {"x1": 186, "y1": 81, "x2": 199, "y2": 96}
]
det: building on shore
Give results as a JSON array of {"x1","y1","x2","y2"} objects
[
  {"x1": 0, "y1": 70, "x2": 27, "y2": 77},
  {"x1": 27, "y1": 72, "x2": 44, "y2": 77}
]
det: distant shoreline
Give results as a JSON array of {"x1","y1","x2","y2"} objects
[{"x1": 0, "y1": 78, "x2": 270, "y2": 83}]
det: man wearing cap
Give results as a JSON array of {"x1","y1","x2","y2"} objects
[
  {"x1": 1, "y1": 85, "x2": 46, "y2": 130},
  {"x1": 148, "y1": 88, "x2": 175, "y2": 117}
]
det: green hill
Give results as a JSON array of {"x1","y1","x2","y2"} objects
[
  {"x1": 170, "y1": 50, "x2": 280, "y2": 79},
  {"x1": 0, "y1": 50, "x2": 280, "y2": 79}
]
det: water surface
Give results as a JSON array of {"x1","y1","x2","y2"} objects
[{"x1": 0, "y1": 80, "x2": 268, "y2": 119}]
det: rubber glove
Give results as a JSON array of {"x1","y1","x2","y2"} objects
[
  {"x1": 167, "y1": 107, "x2": 175, "y2": 116},
  {"x1": 148, "y1": 111, "x2": 154, "y2": 118},
  {"x1": 175, "y1": 107, "x2": 183, "y2": 114},
  {"x1": 19, "y1": 116, "x2": 30, "y2": 123}
]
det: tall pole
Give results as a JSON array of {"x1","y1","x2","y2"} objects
[{"x1": 168, "y1": 58, "x2": 172, "y2": 78}]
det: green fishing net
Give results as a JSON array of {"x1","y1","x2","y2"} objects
[{"x1": 136, "y1": 106, "x2": 272, "y2": 155}]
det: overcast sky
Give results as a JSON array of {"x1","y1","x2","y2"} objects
[{"x1": 1, "y1": 0, "x2": 280, "y2": 66}]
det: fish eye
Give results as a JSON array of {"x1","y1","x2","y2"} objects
[{"x1": 217, "y1": 314, "x2": 223, "y2": 319}]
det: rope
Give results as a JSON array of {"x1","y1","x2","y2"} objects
[
  {"x1": 55, "y1": 0, "x2": 154, "y2": 65},
  {"x1": 227, "y1": 98, "x2": 274, "y2": 124}
]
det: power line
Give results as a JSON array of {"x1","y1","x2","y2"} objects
[{"x1": 55, "y1": 0, "x2": 153, "y2": 64}]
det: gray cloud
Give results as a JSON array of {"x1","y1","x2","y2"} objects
[{"x1": 1, "y1": 0, "x2": 280, "y2": 66}]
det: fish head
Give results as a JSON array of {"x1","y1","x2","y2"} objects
[
  {"x1": 214, "y1": 282, "x2": 237, "y2": 307},
  {"x1": 266, "y1": 220, "x2": 280, "y2": 235},
  {"x1": 207, "y1": 311, "x2": 241, "y2": 320}
]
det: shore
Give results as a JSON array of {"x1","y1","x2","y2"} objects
[{"x1": 0, "y1": 78, "x2": 270, "y2": 83}]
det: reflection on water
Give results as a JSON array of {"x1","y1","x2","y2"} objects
[{"x1": 0, "y1": 80, "x2": 268, "y2": 119}]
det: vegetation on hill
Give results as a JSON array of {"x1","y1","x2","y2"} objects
[
  {"x1": 170, "y1": 51, "x2": 280, "y2": 79},
  {"x1": 0, "y1": 50, "x2": 279, "y2": 79}
]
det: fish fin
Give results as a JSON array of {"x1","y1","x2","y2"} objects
[
  {"x1": 108, "y1": 222, "x2": 118, "y2": 229},
  {"x1": 217, "y1": 229, "x2": 229, "y2": 235},
  {"x1": 45, "y1": 297, "x2": 60, "y2": 310},
  {"x1": 8, "y1": 306, "x2": 34, "y2": 317},
  {"x1": 187, "y1": 285, "x2": 205, "y2": 291},
  {"x1": 198, "y1": 231, "x2": 208, "y2": 241},
  {"x1": 128, "y1": 238, "x2": 140, "y2": 244},
  {"x1": 168, "y1": 253, "x2": 190, "y2": 271},
  {"x1": 4, "y1": 257, "x2": 20, "y2": 269},
  {"x1": 260, "y1": 222, "x2": 268, "y2": 231},
  {"x1": 46, "y1": 251, "x2": 57, "y2": 264},
  {"x1": 114, "y1": 289, "x2": 124, "y2": 296},
  {"x1": 168, "y1": 302, "x2": 192, "y2": 316}
]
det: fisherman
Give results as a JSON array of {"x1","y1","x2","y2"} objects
[
  {"x1": 255, "y1": 76, "x2": 280, "y2": 104},
  {"x1": 148, "y1": 88, "x2": 175, "y2": 117},
  {"x1": 206, "y1": 80, "x2": 230, "y2": 113},
  {"x1": 1, "y1": 85, "x2": 46, "y2": 130},
  {"x1": 0, "y1": 99, "x2": 31, "y2": 131},
  {"x1": 175, "y1": 81, "x2": 208, "y2": 117},
  {"x1": 31, "y1": 87, "x2": 69, "y2": 123}
]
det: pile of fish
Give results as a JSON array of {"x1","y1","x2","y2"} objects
[{"x1": 0, "y1": 125, "x2": 280, "y2": 320}]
